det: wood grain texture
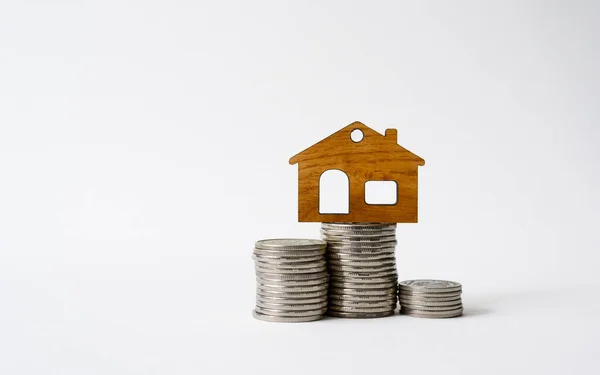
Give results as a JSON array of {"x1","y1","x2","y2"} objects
[{"x1": 289, "y1": 121, "x2": 425, "y2": 223}]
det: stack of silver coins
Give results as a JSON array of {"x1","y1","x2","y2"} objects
[
  {"x1": 398, "y1": 279, "x2": 463, "y2": 318},
  {"x1": 321, "y1": 223, "x2": 398, "y2": 318},
  {"x1": 252, "y1": 239, "x2": 329, "y2": 322}
]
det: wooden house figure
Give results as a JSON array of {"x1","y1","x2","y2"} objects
[{"x1": 289, "y1": 121, "x2": 425, "y2": 223}]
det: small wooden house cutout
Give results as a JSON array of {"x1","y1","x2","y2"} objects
[{"x1": 289, "y1": 121, "x2": 425, "y2": 223}]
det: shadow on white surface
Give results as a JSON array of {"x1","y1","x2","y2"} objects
[{"x1": 461, "y1": 306, "x2": 491, "y2": 317}]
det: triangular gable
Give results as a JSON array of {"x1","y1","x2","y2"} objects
[{"x1": 289, "y1": 121, "x2": 424, "y2": 165}]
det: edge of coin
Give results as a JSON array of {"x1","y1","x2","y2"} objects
[{"x1": 252, "y1": 310, "x2": 324, "y2": 323}]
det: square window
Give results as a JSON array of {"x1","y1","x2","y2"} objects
[{"x1": 365, "y1": 181, "x2": 397, "y2": 205}]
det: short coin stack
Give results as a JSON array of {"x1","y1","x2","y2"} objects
[
  {"x1": 398, "y1": 279, "x2": 463, "y2": 318},
  {"x1": 321, "y1": 223, "x2": 398, "y2": 318},
  {"x1": 252, "y1": 239, "x2": 329, "y2": 322}
]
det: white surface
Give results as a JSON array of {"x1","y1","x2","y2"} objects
[
  {"x1": 1, "y1": 1, "x2": 599, "y2": 374},
  {"x1": 319, "y1": 169, "x2": 350, "y2": 214},
  {"x1": 365, "y1": 180, "x2": 398, "y2": 205}
]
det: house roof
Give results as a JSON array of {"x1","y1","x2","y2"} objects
[{"x1": 289, "y1": 121, "x2": 425, "y2": 166}]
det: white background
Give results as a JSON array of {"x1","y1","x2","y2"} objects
[{"x1": 1, "y1": 1, "x2": 599, "y2": 374}]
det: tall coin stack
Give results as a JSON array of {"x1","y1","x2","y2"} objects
[
  {"x1": 398, "y1": 280, "x2": 463, "y2": 318},
  {"x1": 321, "y1": 223, "x2": 398, "y2": 318},
  {"x1": 252, "y1": 239, "x2": 329, "y2": 322}
]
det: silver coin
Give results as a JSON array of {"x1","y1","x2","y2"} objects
[
  {"x1": 257, "y1": 288, "x2": 329, "y2": 299},
  {"x1": 322, "y1": 223, "x2": 396, "y2": 230},
  {"x1": 399, "y1": 297, "x2": 462, "y2": 306},
  {"x1": 257, "y1": 289, "x2": 328, "y2": 299},
  {"x1": 253, "y1": 248, "x2": 325, "y2": 257},
  {"x1": 399, "y1": 301, "x2": 463, "y2": 311},
  {"x1": 401, "y1": 307, "x2": 463, "y2": 318},
  {"x1": 255, "y1": 239, "x2": 327, "y2": 250},
  {"x1": 253, "y1": 254, "x2": 325, "y2": 263},
  {"x1": 326, "y1": 252, "x2": 396, "y2": 260},
  {"x1": 333, "y1": 275, "x2": 396, "y2": 282},
  {"x1": 255, "y1": 265, "x2": 327, "y2": 274},
  {"x1": 325, "y1": 241, "x2": 398, "y2": 249},
  {"x1": 321, "y1": 229, "x2": 397, "y2": 237},
  {"x1": 321, "y1": 224, "x2": 396, "y2": 231},
  {"x1": 324, "y1": 233, "x2": 396, "y2": 241},
  {"x1": 326, "y1": 242, "x2": 396, "y2": 249},
  {"x1": 253, "y1": 310, "x2": 324, "y2": 323},
  {"x1": 256, "y1": 294, "x2": 329, "y2": 305},
  {"x1": 328, "y1": 264, "x2": 397, "y2": 273},
  {"x1": 330, "y1": 280, "x2": 397, "y2": 289},
  {"x1": 326, "y1": 257, "x2": 397, "y2": 267},
  {"x1": 322, "y1": 234, "x2": 397, "y2": 242},
  {"x1": 326, "y1": 310, "x2": 394, "y2": 319},
  {"x1": 329, "y1": 259, "x2": 396, "y2": 267},
  {"x1": 328, "y1": 304, "x2": 396, "y2": 313},
  {"x1": 397, "y1": 292, "x2": 463, "y2": 301},
  {"x1": 399, "y1": 279, "x2": 462, "y2": 293},
  {"x1": 327, "y1": 250, "x2": 396, "y2": 258},
  {"x1": 256, "y1": 271, "x2": 327, "y2": 281},
  {"x1": 256, "y1": 283, "x2": 329, "y2": 293},
  {"x1": 329, "y1": 285, "x2": 397, "y2": 295},
  {"x1": 330, "y1": 269, "x2": 398, "y2": 277},
  {"x1": 328, "y1": 293, "x2": 396, "y2": 302},
  {"x1": 325, "y1": 230, "x2": 395, "y2": 235},
  {"x1": 323, "y1": 229, "x2": 395, "y2": 235},
  {"x1": 327, "y1": 253, "x2": 396, "y2": 260},
  {"x1": 253, "y1": 251, "x2": 325, "y2": 260},
  {"x1": 330, "y1": 275, "x2": 398, "y2": 284},
  {"x1": 326, "y1": 244, "x2": 397, "y2": 252},
  {"x1": 329, "y1": 299, "x2": 396, "y2": 308},
  {"x1": 252, "y1": 254, "x2": 325, "y2": 263},
  {"x1": 331, "y1": 302, "x2": 396, "y2": 309},
  {"x1": 254, "y1": 261, "x2": 326, "y2": 269},
  {"x1": 254, "y1": 258, "x2": 326, "y2": 268},
  {"x1": 255, "y1": 306, "x2": 328, "y2": 317},
  {"x1": 256, "y1": 295, "x2": 328, "y2": 305},
  {"x1": 324, "y1": 236, "x2": 396, "y2": 244},
  {"x1": 256, "y1": 300, "x2": 329, "y2": 311},
  {"x1": 399, "y1": 293, "x2": 462, "y2": 302},
  {"x1": 398, "y1": 291, "x2": 463, "y2": 300},
  {"x1": 398, "y1": 291, "x2": 462, "y2": 301},
  {"x1": 256, "y1": 277, "x2": 328, "y2": 287},
  {"x1": 256, "y1": 270, "x2": 327, "y2": 279}
]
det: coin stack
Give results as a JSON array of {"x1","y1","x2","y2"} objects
[
  {"x1": 252, "y1": 239, "x2": 329, "y2": 322},
  {"x1": 398, "y1": 279, "x2": 463, "y2": 318},
  {"x1": 321, "y1": 223, "x2": 398, "y2": 318}
]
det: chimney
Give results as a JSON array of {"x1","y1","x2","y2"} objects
[{"x1": 385, "y1": 128, "x2": 398, "y2": 143}]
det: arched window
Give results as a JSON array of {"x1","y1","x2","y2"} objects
[{"x1": 319, "y1": 169, "x2": 349, "y2": 214}]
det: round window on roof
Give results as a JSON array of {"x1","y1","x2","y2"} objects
[{"x1": 350, "y1": 129, "x2": 364, "y2": 143}]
